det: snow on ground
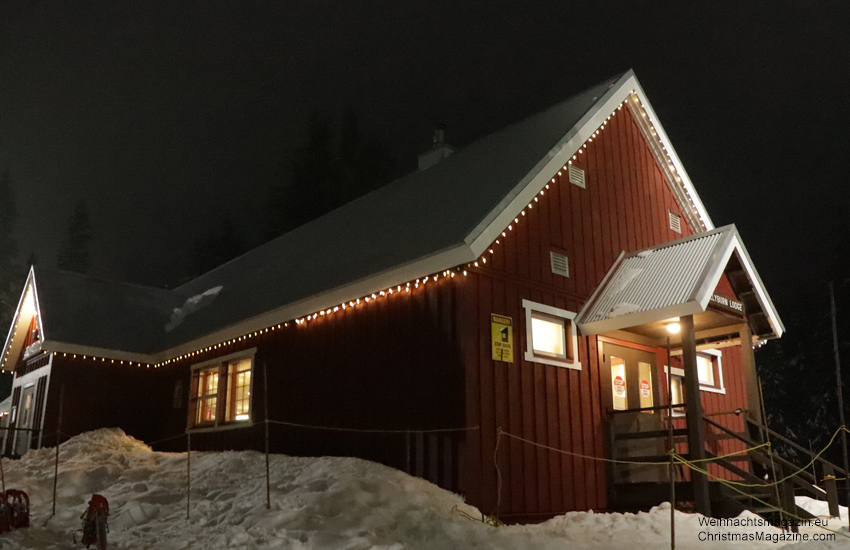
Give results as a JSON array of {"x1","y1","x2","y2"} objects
[{"x1": 0, "y1": 429, "x2": 847, "y2": 549}]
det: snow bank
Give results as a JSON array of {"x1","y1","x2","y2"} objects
[{"x1": 0, "y1": 429, "x2": 846, "y2": 549}]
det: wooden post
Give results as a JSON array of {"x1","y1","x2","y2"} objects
[
  {"x1": 0, "y1": 455, "x2": 5, "y2": 494},
  {"x1": 829, "y1": 281, "x2": 850, "y2": 530},
  {"x1": 263, "y1": 361, "x2": 270, "y2": 510},
  {"x1": 823, "y1": 463, "x2": 840, "y2": 518},
  {"x1": 186, "y1": 432, "x2": 191, "y2": 520},
  {"x1": 666, "y1": 336, "x2": 675, "y2": 550},
  {"x1": 738, "y1": 322, "x2": 762, "y2": 427},
  {"x1": 52, "y1": 385, "x2": 64, "y2": 517},
  {"x1": 681, "y1": 315, "x2": 710, "y2": 516}
]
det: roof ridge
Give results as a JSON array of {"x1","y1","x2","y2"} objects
[
  {"x1": 34, "y1": 266, "x2": 186, "y2": 297},
  {"x1": 176, "y1": 71, "x2": 630, "y2": 292}
]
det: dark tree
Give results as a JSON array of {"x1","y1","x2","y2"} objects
[
  {"x1": 267, "y1": 109, "x2": 396, "y2": 238},
  {"x1": 0, "y1": 169, "x2": 20, "y2": 331},
  {"x1": 188, "y1": 217, "x2": 249, "y2": 279},
  {"x1": 57, "y1": 199, "x2": 92, "y2": 274}
]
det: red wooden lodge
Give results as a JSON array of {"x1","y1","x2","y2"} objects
[{"x1": 2, "y1": 70, "x2": 835, "y2": 522}]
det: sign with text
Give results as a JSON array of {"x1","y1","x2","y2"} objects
[
  {"x1": 490, "y1": 314, "x2": 514, "y2": 363},
  {"x1": 710, "y1": 293, "x2": 744, "y2": 314}
]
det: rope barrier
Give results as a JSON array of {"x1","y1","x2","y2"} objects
[
  {"x1": 672, "y1": 425, "x2": 848, "y2": 489},
  {"x1": 264, "y1": 419, "x2": 480, "y2": 434},
  {"x1": 673, "y1": 453, "x2": 850, "y2": 541},
  {"x1": 500, "y1": 430, "x2": 672, "y2": 465}
]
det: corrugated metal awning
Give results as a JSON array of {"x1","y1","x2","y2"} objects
[{"x1": 576, "y1": 225, "x2": 784, "y2": 338}]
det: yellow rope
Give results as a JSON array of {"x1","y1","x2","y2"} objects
[
  {"x1": 673, "y1": 454, "x2": 850, "y2": 541},
  {"x1": 681, "y1": 441, "x2": 771, "y2": 464},
  {"x1": 673, "y1": 425, "x2": 846, "y2": 489}
]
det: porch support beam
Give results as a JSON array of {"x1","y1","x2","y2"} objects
[
  {"x1": 682, "y1": 314, "x2": 711, "y2": 516},
  {"x1": 738, "y1": 322, "x2": 762, "y2": 426}
]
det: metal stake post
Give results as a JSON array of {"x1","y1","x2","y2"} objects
[
  {"x1": 264, "y1": 361, "x2": 271, "y2": 510},
  {"x1": 667, "y1": 335, "x2": 675, "y2": 550},
  {"x1": 829, "y1": 281, "x2": 850, "y2": 529}
]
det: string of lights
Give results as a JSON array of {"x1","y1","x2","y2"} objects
[{"x1": 3, "y1": 91, "x2": 707, "y2": 373}]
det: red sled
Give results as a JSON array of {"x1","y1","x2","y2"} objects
[
  {"x1": 5, "y1": 490, "x2": 30, "y2": 529},
  {"x1": 80, "y1": 494, "x2": 109, "y2": 550}
]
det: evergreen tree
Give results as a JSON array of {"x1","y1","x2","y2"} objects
[
  {"x1": 57, "y1": 199, "x2": 92, "y2": 274},
  {"x1": 267, "y1": 109, "x2": 396, "y2": 238},
  {"x1": 188, "y1": 217, "x2": 248, "y2": 278},
  {"x1": 0, "y1": 169, "x2": 20, "y2": 332}
]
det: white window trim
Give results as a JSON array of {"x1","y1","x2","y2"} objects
[
  {"x1": 663, "y1": 366, "x2": 686, "y2": 416},
  {"x1": 522, "y1": 299, "x2": 581, "y2": 370},
  {"x1": 188, "y1": 347, "x2": 257, "y2": 432},
  {"x1": 664, "y1": 348, "x2": 726, "y2": 395}
]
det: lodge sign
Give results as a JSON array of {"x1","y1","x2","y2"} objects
[{"x1": 710, "y1": 293, "x2": 744, "y2": 313}]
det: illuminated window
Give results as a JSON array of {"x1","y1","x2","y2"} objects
[
  {"x1": 195, "y1": 367, "x2": 219, "y2": 425},
  {"x1": 697, "y1": 355, "x2": 713, "y2": 385},
  {"x1": 522, "y1": 300, "x2": 581, "y2": 370},
  {"x1": 531, "y1": 314, "x2": 566, "y2": 357},
  {"x1": 611, "y1": 356, "x2": 627, "y2": 410},
  {"x1": 665, "y1": 349, "x2": 724, "y2": 401},
  {"x1": 227, "y1": 358, "x2": 252, "y2": 421},
  {"x1": 664, "y1": 366, "x2": 686, "y2": 416},
  {"x1": 189, "y1": 351, "x2": 254, "y2": 429}
]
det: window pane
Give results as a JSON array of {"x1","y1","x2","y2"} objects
[
  {"x1": 611, "y1": 357, "x2": 627, "y2": 411},
  {"x1": 198, "y1": 397, "x2": 217, "y2": 424},
  {"x1": 697, "y1": 355, "x2": 714, "y2": 386},
  {"x1": 198, "y1": 368, "x2": 218, "y2": 397},
  {"x1": 531, "y1": 315, "x2": 565, "y2": 357},
  {"x1": 670, "y1": 376, "x2": 684, "y2": 405},
  {"x1": 227, "y1": 358, "x2": 252, "y2": 421},
  {"x1": 638, "y1": 362, "x2": 653, "y2": 409}
]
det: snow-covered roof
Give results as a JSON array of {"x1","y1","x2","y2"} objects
[
  {"x1": 2, "y1": 70, "x2": 749, "y2": 363},
  {"x1": 576, "y1": 225, "x2": 784, "y2": 339}
]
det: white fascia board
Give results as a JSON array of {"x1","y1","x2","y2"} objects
[
  {"x1": 630, "y1": 79, "x2": 714, "y2": 231},
  {"x1": 466, "y1": 71, "x2": 636, "y2": 255},
  {"x1": 732, "y1": 237, "x2": 785, "y2": 338},
  {"x1": 1, "y1": 268, "x2": 37, "y2": 369},
  {"x1": 154, "y1": 243, "x2": 476, "y2": 361},
  {"x1": 41, "y1": 341, "x2": 156, "y2": 364},
  {"x1": 577, "y1": 301, "x2": 704, "y2": 336},
  {"x1": 690, "y1": 225, "x2": 739, "y2": 309}
]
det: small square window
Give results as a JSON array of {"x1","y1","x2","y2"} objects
[
  {"x1": 531, "y1": 313, "x2": 567, "y2": 358},
  {"x1": 522, "y1": 300, "x2": 581, "y2": 370}
]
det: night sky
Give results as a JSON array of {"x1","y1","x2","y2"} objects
[{"x1": 1, "y1": 2, "x2": 848, "y2": 323}]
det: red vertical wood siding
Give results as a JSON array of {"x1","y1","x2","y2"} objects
[{"x1": 460, "y1": 105, "x2": 753, "y2": 517}]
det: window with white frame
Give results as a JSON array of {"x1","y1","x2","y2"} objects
[
  {"x1": 522, "y1": 299, "x2": 581, "y2": 369},
  {"x1": 664, "y1": 366, "x2": 686, "y2": 416},
  {"x1": 667, "y1": 348, "x2": 725, "y2": 395},
  {"x1": 696, "y1": 350, "x2": 724, "y2": 393},
  {"x1": 189, "y1": 350, "x2": 255, "y2": 429}
]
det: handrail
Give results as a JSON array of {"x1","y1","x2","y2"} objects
[
  {"x1": 608, "y1": 404, "x2": 686, "y2": 415},
  {"x1": 745, "y1": 417, "x2": 848, "y2": 478}
]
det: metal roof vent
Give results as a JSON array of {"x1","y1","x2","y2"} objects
[
  {"x1": 568, "y1": 165, "x2": 586, "y2": 188},
  {"x1": 550, "y1": 251, "x2": 570, "y2": 277},
  {"x1": 668, "y1": 210, "x2": 682, "y2": 234}
]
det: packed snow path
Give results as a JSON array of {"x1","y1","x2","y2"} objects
[{"x1": 0, "y1": 429, "x2": 847, "y2": 549}]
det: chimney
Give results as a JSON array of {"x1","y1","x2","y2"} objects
[{"x1": 418, "y1": 124, "x2": 455, "y2": 171}]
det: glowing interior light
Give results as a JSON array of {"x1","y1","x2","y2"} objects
[{"x1": 666, "y1": 322, "x2": 681, "y2": 334}]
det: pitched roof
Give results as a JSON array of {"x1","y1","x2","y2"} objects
[
  {"x1": 576, "y1": 225, "x2": 784, "y2": 339},
  {"x1": 4, "y1": 70, "x2": 750, "y2": 363},
  {"x1": 33, "y1": 268, "x2": 186, "y2": 357}
]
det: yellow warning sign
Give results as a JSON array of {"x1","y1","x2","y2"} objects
[{"x1": 491, "y1": 314, "x2": 513, "y2": 363}]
